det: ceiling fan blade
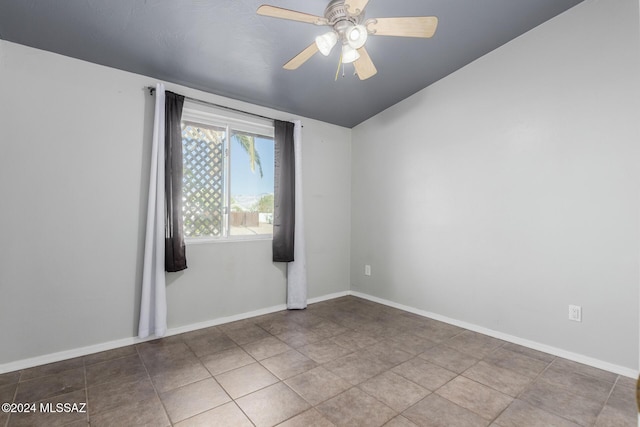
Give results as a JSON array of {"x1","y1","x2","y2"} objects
[
  {"x1": 257, "y1": 5, "x2": 328, "y2": 25},
  {"x1": 344, "y1": 0, "x2": 369, "y2": 15},
  {"x1": 368, "y1": 17, "x2": 438, "y2": 38},
  {"x1": 283, "y1": 43, "x2": 319, "y2": 70},
  {"x1": 353, "y1": 47, "x2": 377, "y2": 80}
]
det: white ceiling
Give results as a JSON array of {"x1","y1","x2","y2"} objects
[{"x1": 0, "y1": 0, "x2": 584, "y2": 127}]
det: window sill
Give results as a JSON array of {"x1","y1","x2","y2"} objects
[{"x1": 185, "y1": 235, "x2": 273, "y2": 245}]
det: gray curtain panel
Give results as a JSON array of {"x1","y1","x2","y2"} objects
[
  {"x1": 273, "y1": 120, "x2": 295, "y2": 262},
  {"x1": 164, "y1": 91, "x2": 187, "y2": 272}
]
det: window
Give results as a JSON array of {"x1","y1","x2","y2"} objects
[{"x1": 181, "y1": 102, "x2": 275, "y2": 241}]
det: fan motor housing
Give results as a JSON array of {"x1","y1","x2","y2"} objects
[{"x1": 324, "y1": 0, "x2": 363, "y2": 27}]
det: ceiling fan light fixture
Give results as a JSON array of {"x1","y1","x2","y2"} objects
[
  {"x1": 315, "y1": 31, "x2": 338, "y2": 56},
  {"x1": 346, "y1": 24, "x2": 368, "y2": 49},
  {"x1": 341, "y1": 44, "x2": 360, "y2": 63}
]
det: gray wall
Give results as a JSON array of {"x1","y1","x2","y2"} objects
[
  {"x1": 1, "y1": 0, "x2": 638, "y2": 374},
  {"x1": 0, "y1": 40, "x2": 351, "y2": 366},
  {"x1": 351, "y1": 0, "x2": 639, "y2": 370}
]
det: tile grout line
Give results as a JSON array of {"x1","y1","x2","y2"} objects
[
  {"x1": 82, "y1": 358, "x2": 89, "y2": 425},
  {"x1": 5, "y1": 372, "x2": 20, "y2": 427},
  {"x1": 592, "y1": 375, "x2": 621, "y2": 425},
  {"x1": 5, "y1": 297, "x2": 635, "y2": 426},
  {"x1": 134, "y1": 343, "x2": 174, "y2": 426}
]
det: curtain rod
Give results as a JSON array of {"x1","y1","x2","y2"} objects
[{"x1": 147, "y1": 86, "x2": 276, "y2": 123}]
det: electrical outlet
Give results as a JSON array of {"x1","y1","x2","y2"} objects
[
  {"x1": 568, "y1": 305, "x2": 582, "y2": 322},
  {"x1": 364, "y1": 265, "x2": 371, "y2": 276}
]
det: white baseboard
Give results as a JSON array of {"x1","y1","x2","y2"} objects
[
  {"x1": 0, "y1": 291, "x2": 354, "y2": 374},
  {"x1": 0, "y1": 302, "x2": 289, "y2": 374},
  {"x1": 349, "y1": 290, "x2": 638, "y2": 379},
  {"x1": 3, "y1": 289, "x2": 636, "y2": 380},
  {"x1": 308, "y1": 290, "x2": 349, "y2": 304}
]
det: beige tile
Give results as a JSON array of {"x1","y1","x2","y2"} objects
[
  {"x1": 354, "y1": 322, "x2": 401, "y2": 340},
  {"x1": 548, "y1": 358, "x2": 618, "y2": 384},
  {"x1": 594, "y1": 404, "x2": 637, "y2": 427},
  {"x1": 223, "y1": 324, "x2": 271, "y2": 345},
  {"x1": 384, "y1": 415, "x2": 418, "y2": 427},
  {"x1": 357, "y1": 341, "x2": 413, "y2": 366},
  {"x1": 419, "y1": 344, "x2": 480, "y2": 374},
  {"x1": 322, "y1": 311, "x2": 369, "y2": 328},
  {"x1": 392, "y1": 358, "x2": 457, "y2": 391},
  {"x1": 492, "y1": 399, "x2": 580, "y2": 427},
  {"x1": 200, "y1": 346, "x2": 255, "y2": 376},
  {"x1": 277, "y1": 409, "x2": 336, "y2": 427},
  {"x1": 260, "y1": 350, "x2": 317, "y2": 380},
  {"x1": 6, "y1": 389, "x2": 87, "y2": 427},
  {"x1": 0, "y1": 383, "x2": 17, "y2": 404},
  {"x1": 482, "y1": 347, "x2": 549, "y2": 379},
  {"x1": 403, "y1": 394, "x2": 489, "y2": 427},
  {"x1": 89, "y1": 396, "x2": 170, "y2": 427},
  {"x1": 444, "y1": 331, "x2": 504, "y2": 358},
  {"x1": 57, "y1": 420, "x2": 88, "y2": 427},
  {"x1": 88, "y1": 375, "x2": 154, "y2": 415},
  {"x1": 0, "y1": 385, "x2": 14, "y2": 427},
  {"x1": 217, "y1": 318, "x2": 256, "y2": 331},
  {"x1": 276, "y1": 329, "x2": 327, "y2": 348},
  {"x1": 12, "y1": 298, "x2": 626, "y2": 427},
  {"x1": 83, "y1": 346, "x2": 138, "y2": 366},
  {"x1": 20, "y1": 358, "x2": 84, "y2": 381},
  {"x1": 259, "y1": 318, "x2": 300, "y2": 335},
  {"x1": 613, "y1": 375, "x2": 635, "y2": 389},
  {"x1": 282, "y1": 310, "x2": 327, "y2": 328},
  {"x1": 150, "y1": 359, "x2": 211, "y2": 393},
  {"x1": 184, "y1": 330, "x2": 238, "y2": 358},
  {"x1": 297, "y1": 341, "x2": 352, "y2": 364},
  {"x1": 436, "y1": 376, "x2": 512, "y2": 420},
  {"x1": 519, "y1": 379, "x2": 603, "y2": 426},
  {"x1": 285, "y1": 366, "x2": 351, "y2": 406},
  {"x1": 215, "y1": 362, "x2": 279, "y2": 398},
  {"x1": 538, "y1": 364, "x2": 614, "y2": 404},
  {"x1": 159, "y1": 378, "x2": 231, "y2": 423},
  {"x1": 181, "y1": 325, "x2": 223, "y2": 340},
  {"x1": 138, "y1": 341, "x2": 197, "y2": 374},
  {"x1": 359, "y1": 371, "x2": 430, "y2": 412},
  {"x1": 324, "y1": 353, "x2": 389, "y2": 386},
  {"x1": 174, "y1": 402, "x2": 252, "y2": 427},
  {"x1": 500, "y1": 343, "x2": 555, "y2": 363},
  {"x1": 135, "y1": 336, "x2": 187, "y2": 361},
  {"x1": 387, "y1": 315, "x2": 428, "y2": 333},
  {"x1": 85, "y1": 354, "x2": 146, "y2": 386},
  {"x1": 606, "y1": 379, "x2": 637, "y2": 414},
  {"x1": 330, "y1": 331, "x2": 379, "y2": 351},
  {"x1": 411, "y1": 319, "x2": 465, "y2": 343},
  {"x1": 255, "y1": 316, "x2": 301, "y2": 336},
  {"x1": 317, "y1": 388, "x2": 396, "y2": 427},
  {"x1": 236, "y1": 382, "x2": 310, "y2": 427},
  {"x1": 463, "y1": 361, "x2": 532, "y2": 397},
  {"x1": 0, "y1": 371, "x2": 21, "y2": 387},
  {"x1": 242, "y1": 336, "x2": 292, "y2": 361},
  {"x1": 388, "y1": 333, "x2": 437, "y2": 355},
  {"x1": 309, "y1": 320, "x2": 349, "y2": 338},
  {"x1": 14, "y1": 367, "x2": 85, "y2": 402}
]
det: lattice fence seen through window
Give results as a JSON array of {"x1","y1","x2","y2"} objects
[{"x1": 181, "y1": 123, "x2": 225, "y2": 237}]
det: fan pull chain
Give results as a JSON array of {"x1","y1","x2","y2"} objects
[{"x1": 335, "y1": 54, "x2": 343, "y2": 81}]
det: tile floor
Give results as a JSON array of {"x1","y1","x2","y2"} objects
[{"x1": 0, "y1": 296, "x2": 636, "y2": 426}]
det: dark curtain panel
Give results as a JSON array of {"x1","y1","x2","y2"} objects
[
  {"x1": 273, "y1": 120, "x2": 295, "y2": 262},
  {"x1": 164, "y1": 91, "x2": 187, "y2": 272}
]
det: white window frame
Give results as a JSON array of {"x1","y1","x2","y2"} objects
[{"x1": 181, "y1": 101, "x2": 275, "y2": 244}]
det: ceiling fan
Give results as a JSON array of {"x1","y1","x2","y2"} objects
[{"x1": 257, "y1": 0, "x2": 438, "y2": 80}]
